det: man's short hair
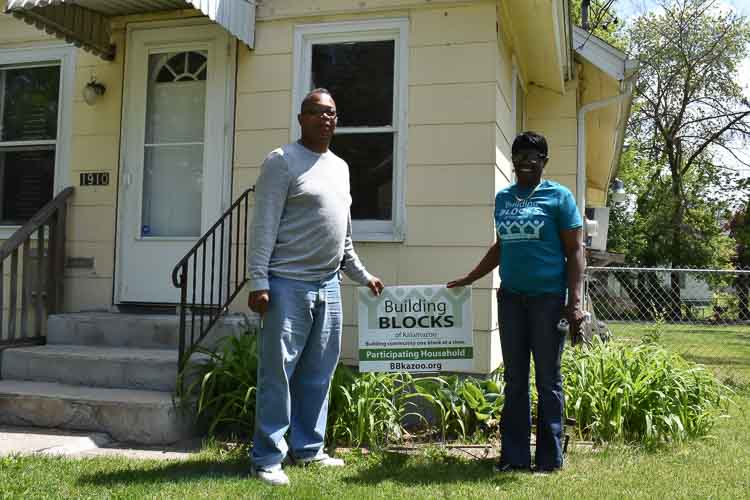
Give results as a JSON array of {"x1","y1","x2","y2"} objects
[
  {"x1": 512, "y1": 131, "x2": 548, "y2": 157},
  {"x1": 300, "y1": 88, "x2": 333, "y2": 113}
]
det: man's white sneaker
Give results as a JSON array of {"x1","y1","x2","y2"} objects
[
  {"x1": 251, "y1": 464, "x2": 290, "y2": 486},
  {"x1": 295, "y1": 452, "x2": 345, "y2": 467}
]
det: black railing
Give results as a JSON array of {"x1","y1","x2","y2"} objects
[
  {"x1": 0, "y1": 187, "x2": 73, "y2": 348},
  {"x1": 172, "y1": 186, "x2": 254, "y2": 373}
]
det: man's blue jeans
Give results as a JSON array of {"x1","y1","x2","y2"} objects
[
  {"x1": 498, "y1": 289, "x2": 566, "y2": 470},
  {"x1": 251, "y1": 274, "x2": 342, "y2": 468}
]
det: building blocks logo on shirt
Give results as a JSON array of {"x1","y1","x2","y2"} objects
[{"x1": 496, "y1": 220, "x2": 545, "y2": 241}]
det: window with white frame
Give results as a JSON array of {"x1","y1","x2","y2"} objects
[
  {"x1": 0, "y1": 46, "x2": 73, "y2": 229},
  {"x1": 513, "y1": 66, "x2": 526, "y2": 136},
  {"x1": 293, "y1": 19, "x2": 408, "y2": 240}
]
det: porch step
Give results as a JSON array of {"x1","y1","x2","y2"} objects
[
  {"x1": 47, "y1": 312, "x2": 255, "y2": 350},
  {"x1": 1, "y1": 345, "x2": 179, "y2": 392},
  {"x1": 0, "y1": 380, "x2": 193, "y2": 444},
  {"x1": 0, "y1": 312, "x2": 253, "y2": 445}
]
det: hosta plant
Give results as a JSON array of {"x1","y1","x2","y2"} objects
[{"x1": 413, "y1": 374, "x2": 504, "y2": 441}]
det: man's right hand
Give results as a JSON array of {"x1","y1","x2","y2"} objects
[{"x1": 248, "y1": 290, "x2": 270, "y2": 315}]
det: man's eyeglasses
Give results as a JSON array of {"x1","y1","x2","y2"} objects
[
  {"x1": 302, "y1": 106, "x2": 337, "y2": 118},
  {"x1": 512, "y1": 152, "x2": 548, "y2": 164}
]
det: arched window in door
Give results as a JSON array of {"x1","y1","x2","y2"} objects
[{"x1": 142, "y1": 51, "x2": 209, "y2": 237}]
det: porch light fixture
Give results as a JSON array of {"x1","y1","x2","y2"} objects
[
  {"x1": 83, "y1": 78, "x2": 106, "y2": 106},
  {"x1": 610, "y1": 178, "x2": 627, "y2": 203}
]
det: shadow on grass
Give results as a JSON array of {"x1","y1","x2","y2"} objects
[
  {"x1": 343, "y1": 451, "x2": 521, "y2": 487},
  {"x1": 610, "y1": 323, "x2": 750, "y2": 336},
  {"x1": 681, "y1": 353, "x2": 750, "y2": 368},
  {"x1": 661, "y1": 330, "x2": 750, "y2": 343},
  {"x1": 76, "y1": 456, "x2": 248, "y2": 487}
]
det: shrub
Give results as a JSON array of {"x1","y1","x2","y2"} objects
[
  {"x1": 185, "y1": 329, "x2": 730, "y2": 449},
  {"x1": 185, "y1": 331, "x2": 259, "y2": 438},
  {"x1": 563, "y1": 338, "x2": 731, "y2": 447}
]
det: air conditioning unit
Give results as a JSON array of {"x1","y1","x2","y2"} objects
[{"x1": 585, "y1": 207, "x2": 610, "y2": 251}]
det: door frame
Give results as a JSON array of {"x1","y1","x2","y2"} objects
[{"x1": 114, "y1": 19, "x2": 236, "y2": 304}]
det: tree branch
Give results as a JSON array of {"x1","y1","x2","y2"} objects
[{"x1": 683, "y1": 111, "x2": 750, "y2": 175}]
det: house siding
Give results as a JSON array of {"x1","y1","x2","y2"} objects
[
  {"x1": 489, "y1": 8, "x2": 516, "y2": 372},
  {"x1": 0, "y1": 0, "x2": 582, "y2": 374},
  {"x1": 579, "y1": 59, "x2": 623, "y2": 206},
  {"x1": 526, "y1": 82, "x2": 579, "y2": 193},
  {"x1": 230, "y1": 2, "x2": 502, "y2": 373},
  {"x1": 0, "y1": 2, "x2": 121, "y2": 324},
  {"x1": 0, "y1": 3, "x2": 55, "y2": 48},
  {"x1": 63, "y1": 29, "x2": 125, "y2": 312}
]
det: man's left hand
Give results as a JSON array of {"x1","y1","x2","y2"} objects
[{"x1": 367, "y1": 276, "x2": 385, "y2": 296}]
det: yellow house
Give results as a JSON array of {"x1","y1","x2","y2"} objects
[{"x1": 0, "y1": 0, "x2": 636, "y2": 443}]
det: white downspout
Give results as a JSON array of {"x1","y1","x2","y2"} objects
[{"x1": 576, "y1": 81, "x2": 634, "y2": 217}]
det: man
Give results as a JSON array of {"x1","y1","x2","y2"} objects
[
  {"x1": 247, "y1": 88, "x2": 384, "y2": 486},
  {"x1": 448, "y1": 131, "x2": 585, "y2": 473}
]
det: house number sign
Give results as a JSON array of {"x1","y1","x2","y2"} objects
[{"x1": 79, "y1": 172, "x2": 110, "y2": 186}]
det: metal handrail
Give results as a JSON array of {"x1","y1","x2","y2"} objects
[
  {"x1": 172, "y1": 186, "x2": 254, "y2": 372},
  {"x1": 0, "y1": 187, "x2": 73, "y2": 347}
]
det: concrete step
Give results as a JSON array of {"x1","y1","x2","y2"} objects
[
  {"x1": 47, "y1": 312, "x2": 257, "y2": 350},
  {"x1": 1, "y1": 345, "x2": 180, "y2": 392},
  {"x1": 0, "y1": 380, "x2": 194, "y2": 444}
]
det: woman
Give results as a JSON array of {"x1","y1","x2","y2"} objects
[{"x1": 448, "y1": 131, "x2": 585, "y2": 472}]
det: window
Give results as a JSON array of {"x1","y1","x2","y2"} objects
[
  {"x1": 293, "y1": 19, "x2": 408, "y2": 241},
  {"x1": 512, "y1": 62, "x2": 526, "y2": 135},
  {"x1": 0, "y1": 46, "x2": 74, "y2": 233},
  {"x1": 141, "y1": 51, "x2": 208, "y2": 237}
]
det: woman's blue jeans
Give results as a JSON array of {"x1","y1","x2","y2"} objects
[
  {"x1": 498, "y1": 289, "x2": 566, "y2": 470},
  {"x1": 251, "y1": 274, "x2": 342, "y2": 468}
]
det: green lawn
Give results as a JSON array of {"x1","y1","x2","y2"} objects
[
  {"x1": 606, "y1": 322, "x2": 750, "y2": 387},
  {"x1": 2, "y1": 395, "x2": 749, "y2": 499}
]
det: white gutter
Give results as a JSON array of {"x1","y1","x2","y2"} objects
[{"x1": 576, "y1": 80, "x2": 634, "y2": 217}]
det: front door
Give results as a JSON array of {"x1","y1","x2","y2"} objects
[{"x1": 117, "y1": 24, "x2": 234, "y2": 303}]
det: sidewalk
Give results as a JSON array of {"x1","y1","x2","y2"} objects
[{"x1": 0, "y1": 426, "x2": 201, "y2": 460}]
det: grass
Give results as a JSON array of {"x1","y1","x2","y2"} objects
[
  {"x1": 606, "y1": 322, "x2": 750, "y2": 387},
  {"x1": 2, "y1": 395, "x2": 749, "y2": 499}
]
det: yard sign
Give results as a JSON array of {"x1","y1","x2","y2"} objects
[{"x1": 358, "y1": 285, "x2": 473, "y2": 373}]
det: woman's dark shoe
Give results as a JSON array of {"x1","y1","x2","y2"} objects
[
  {"x1": 494, "y1": 462, "x2": 531, "y2": 473},
  {"x1": 533, "y1": 465, "x2": 561, "y2": 474}
]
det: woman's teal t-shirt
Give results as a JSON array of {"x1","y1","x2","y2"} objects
[{"x1": 494, "y1": 179, "x2": 582, "y2": 296}]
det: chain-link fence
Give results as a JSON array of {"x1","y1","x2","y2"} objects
[{"x1": 585, "y1": 266, "x2": 750, "y2": 387}]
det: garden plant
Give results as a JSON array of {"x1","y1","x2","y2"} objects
[{"x1": 186, "y1": 326, "x2": 732, "y2": 450}]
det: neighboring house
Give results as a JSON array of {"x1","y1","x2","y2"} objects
[
  {"x1": 604, "y1": 272, "x2": 715, "y2": 305},
  {"x1": 0, "y1": 0, "x2": 637, "y2": 442}
]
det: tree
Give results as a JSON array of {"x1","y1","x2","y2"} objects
[
  {"x1": 613, "y1": 0, "x2": 750, "y2": 318},
  {"x1": 607, "y1": 144, "x2": 737, "y2": 318},
  {"x1": 571, "y1": 0, "x2": 625, "y2": 49},
  {"x1": 728, "y1": 204, "x2": 750, "y2": 319},
  {"x1": 608, "y1": 145, "x2": 738, "y2": 269}
]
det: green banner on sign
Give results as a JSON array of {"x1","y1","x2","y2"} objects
[{"x1": 359, "y1": 347, "x2": 474, "y2": 362}]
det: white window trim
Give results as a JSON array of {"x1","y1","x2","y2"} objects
[
  {"x1": 0, "y1": 44, "x2": 76, "y2": 240},
  {"x1": 510, "y1": 57, "x2": 527, "y2": 184},
  {"x1": 292, "y1": 19, "x2": 408, "y2": 242},
  {"x1": 511, "y1": 57, "x2": 527, "y2": 137}
]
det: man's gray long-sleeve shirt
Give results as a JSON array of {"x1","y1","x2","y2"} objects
[{"x1": 247, "y1": 142, "x2": 373, "y2": 291}]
